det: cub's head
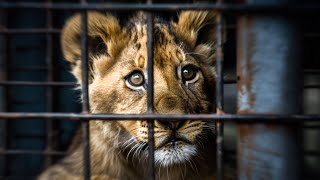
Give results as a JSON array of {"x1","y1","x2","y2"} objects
[{"x1": 61, "y1": 11, "x2": 218, "y2": 167}]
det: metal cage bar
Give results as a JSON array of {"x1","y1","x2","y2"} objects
[
  {"x1": 0, "y1": 113, "x2": 318, "y2": 122},
  {"x1": 1, "y1": 3, "x2": 320, "y2": 13},
  {"x1": 0, "y1": 79, "x2": 316, "y2": 88},
  {"x1": 146, "y1": 0, "x2": 155, "y2": 178},
  {"x1": 0, "y1": 81, "x2": 76, "y2": 86},
  {"x1": 215, "y1": 0, "x2": 225, "y2": 179},
  {"x1": 80, "y1": 0, "x2": 91, "y2": 178},
  {"x1": 0, "y1": 1, "x2": 8, "y2": 176},
  {"x1": 0, "y1": 28, "x2": 61, "y2": 34},
  {"x1": 44, "y1": 0, "x2": 56, "y2": 168}
]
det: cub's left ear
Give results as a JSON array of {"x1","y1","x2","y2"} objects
[
  {"x1": 61, "y1": 11, "x2": 127, "y2": 83},
  {"x1": 172, "y1": 11, "x2": 225, "y2": 63}
]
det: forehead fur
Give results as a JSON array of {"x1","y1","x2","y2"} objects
[
  {"x1": 61, "y1": 11, "x2": 218, "y2": 83},
  {"x1": 93, "y1": 22, "x2": 186, "y2": 77}
]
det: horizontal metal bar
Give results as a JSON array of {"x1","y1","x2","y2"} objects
[
  {"x1": 0, "y1": 81, "x2": 76, "y2": 86},
  {"x1": 304, "y1": 150, "x2": 320, "y2": 157},
  {"x1": 1, "y1": 28, "x2": 320, "y2": 37},
  {"x1": 216, "y1": 78, "x2": 319, "y2": 89},
  {"x1": 303, "y1": 125, "x2": 320, "y2": 129},
  {"x1": 2, "y1": 28, "x2": 320, "y2": 37},
  {"x1": 304, "y1": 69, "x2": 320, "y2": 74},
  {"x1": 0, "y1": 80, "x2": 317, "y2": 88},
  {"x1": 0, "y1": 3, "x2": 320, "y2": 13},
  {"x1": 304, "y1": 84, "x2": 320, "y2": 89},
  {"x1": 0, "y1": 150, "x2": 65, "y2": 156},
  {"x1": 222, "y1": 149, "x2": 320, "y2": 157},
  {"x1": 304, "y1": 33, "x2": 320, "y2": 38},
  {"x1": 0, "y1": 112, "x2": 319, "y2": 122},
  {"x1": 11, "y1": 66, "x2": 48, "y2": 71},
  {"x1": 0, "y1": 28, "x2": 60, "y2": 34},
  {"x1": 0, "y1": 176, "x2": 36, "y2": 180}
]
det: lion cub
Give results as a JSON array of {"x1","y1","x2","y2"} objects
[{"x1": 39, "y1": 11, "x2": 219, "y2": 180}]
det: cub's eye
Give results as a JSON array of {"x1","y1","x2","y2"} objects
[
  {"x1": 126, "y1": 70, "x2": 145, "y2": 87},
  {"x1": 181, "y1": 65, "x2": 198, "y2": 82}
]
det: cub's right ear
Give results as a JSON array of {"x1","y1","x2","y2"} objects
[{"x1": 61, "y1": 12, "x2": 125, "y2": 82}]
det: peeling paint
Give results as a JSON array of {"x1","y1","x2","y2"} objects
[
  {"x1": 238, "y1": 85, "x2": 251, "y2": 112},
  {"x1": 236, "y1": 10, "x2": 302, "y2": 180}
]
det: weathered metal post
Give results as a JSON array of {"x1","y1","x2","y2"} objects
[{"x1": 237, "y1": 0, "x2": 302, "y2": 179}]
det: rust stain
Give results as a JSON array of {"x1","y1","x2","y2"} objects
[{"x1": 237, "y1": 16, "x2": 256, "y2": 114}]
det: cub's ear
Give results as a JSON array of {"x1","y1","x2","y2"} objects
[
  {"x1": 61, "y1": 11, "x2": 126, "y2": 82},
  {"x1": 172, "y1": 11, "x2": 225, "y2": 64}
]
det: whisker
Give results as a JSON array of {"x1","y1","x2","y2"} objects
[
  {"x1": 185, "y1": 52, "x2": 207, "y2": 57},
  {"x1": 126, "y1": 143, "x2": 140, "y2": 162}
]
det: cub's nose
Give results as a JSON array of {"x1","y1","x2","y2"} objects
[
  {"x1": 156, "y1": 95, "x2": 184, "y2": 114},
  {"x1": 157, "y1": 120, "x2": 185, "y2": 130}
]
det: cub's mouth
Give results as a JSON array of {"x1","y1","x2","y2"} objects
[
  {"x1": 157, "y1": 134, "x2": 192, "y2": 150},
  {"x1": 153, "y1": 127, "x2": 198, "y2": 166},
  {"x1": 154, "y1": 139, "x2": 197, "y2": 166},
  {"x1": 129, "y1": 119, "x2": 211, "y2": 166}
]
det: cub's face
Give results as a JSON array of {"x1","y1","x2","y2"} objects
[{"x1": 61, "y1": 11, "x2": 218, "y2": 167}]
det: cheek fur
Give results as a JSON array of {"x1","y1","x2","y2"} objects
[{"x1": 89, "y1": 77, "x2": 147, "y2": 114}]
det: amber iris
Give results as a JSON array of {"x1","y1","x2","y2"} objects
[
  {"x1": 181, "y1": 65, "x2": 197, "y2": 81},
  {"x1": 128, "y1": 71, "x2": 145, "y2": 87}
]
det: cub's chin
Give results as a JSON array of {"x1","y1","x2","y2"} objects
[{"x1": 154, "y1": 143, "x2": 197, "y2": 167}]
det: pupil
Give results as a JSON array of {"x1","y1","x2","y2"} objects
[
  {"x1": 131, "y1": 73, "x2": 143, "y2": 85},
  {"x1": 183, "y1": 68, "x2": 193, "y2": 79}
]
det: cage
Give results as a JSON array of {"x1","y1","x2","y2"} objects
[{"x1": 0, "y1": 0, "x2": 320, "y2": 180}]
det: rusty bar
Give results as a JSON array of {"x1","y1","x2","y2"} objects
[
  {"x1": 0, "y1": 112, "x2": 318, "y2": 122},
  {"x1": 80, "y1": 1, "x2": 91, "y2": 178},
  {"x1": 237, "y1": 0, "x2": 302, "y2": 179},
  {"x1": 215, "y1": 0, "x2": 224, "y2": 179},
  {"x1": 0, "y1": 28, "x2": 60, "y2": 34},
  {"x1": 0, "y1": 81, "x2": 76, "y2": 86},
  {"x1": 146, "y1": 0, "x2": 155, "y2": 179},
  {"x1": 44, "y1": 0, "x2": 56, "y2": 168},
  {"x1": 1, "y1": 2, "x2": 320, "y2": 13}
]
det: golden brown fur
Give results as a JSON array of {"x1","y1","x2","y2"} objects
[{"x1": 39, "y1": 11, "x2": 220, "y2": 180}]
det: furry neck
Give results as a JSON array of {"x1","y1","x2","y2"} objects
[{"x1": 63, "y1": 120, "x2": 215, "y2": 180}]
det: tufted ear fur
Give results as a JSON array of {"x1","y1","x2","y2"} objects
[
  {"x1": 172, "y1": 11, "x2": 224, "y2": 64},
  {"x1": 61, "y1": 11, "x2": 128, "y2": 83}
]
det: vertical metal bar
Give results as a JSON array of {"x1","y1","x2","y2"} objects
[
  {"x1": 0, "y1": 0, "x2": 8, "y2": 175},
  {"x1": 80, "y1": 4, "x2": 90, "y2": 113},
  {"x1": 215, "y1": 0, "x2": 224, "y2": 179},
  {"x1": 237, "y1": 0, "x2": 302, "y2": 179},
  {"x1": 3, "y1": 33, "x2": 14, "y2": 179},
  {"x1": 146, "y1": 0, "x2": 155, "y2": 179},
  {"x1": 44, "y1": 0, "x2": 56, "y2": 168},
  {"x1": 80, "y1": 0, "x2": 90, "y2": 179}
]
